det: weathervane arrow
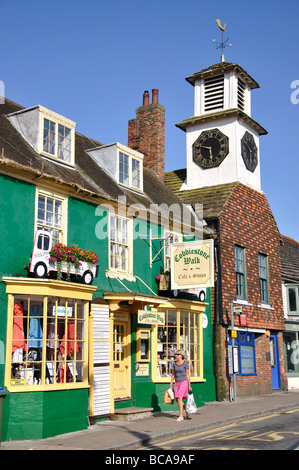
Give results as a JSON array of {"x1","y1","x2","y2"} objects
[{"x1": 213, "y1": 19, "x2": 232, "y2": 62}]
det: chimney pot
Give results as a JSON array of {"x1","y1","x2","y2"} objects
[
  {"x1": 152, "y1": 89, "x2": 159, "y2": 104},
  {"x1": 143, "y1": 90, "x2": 150, "y2": 106}
]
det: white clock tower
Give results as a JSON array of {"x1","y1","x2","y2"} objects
[{"x1": 176, "y1": 61, "x2": 267, "y2": 191}]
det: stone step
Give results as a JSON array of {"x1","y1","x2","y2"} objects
[{"x1": 114, "y1": 406, "x2": 154, "y2": 421}]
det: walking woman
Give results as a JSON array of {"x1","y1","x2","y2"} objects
[{"x1": 169, "y1": 349, "x2": 192, "y2": 422}]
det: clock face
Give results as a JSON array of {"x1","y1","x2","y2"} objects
[
  {"x1": 193, "y1": 128, "x2": 229, "y2": 169},
  {"x1": 241, "y1": 131, "x2": 258, "y2": 172}
]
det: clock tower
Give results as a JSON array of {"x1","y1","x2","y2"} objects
[{"x1": 176, "y1": 62, "x2": 267, "y2": 191}]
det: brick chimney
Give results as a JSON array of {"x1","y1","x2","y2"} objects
[{"x1": 128, "y1": 89, "x2": 165, "y2": 181}]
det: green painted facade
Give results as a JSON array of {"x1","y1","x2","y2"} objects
[
  {"x1": 0, "y1": 172, "x2": 216, "y2": 441},
  {"x1": 2, "y1": 389, "x2": 88, "y2": 441}
]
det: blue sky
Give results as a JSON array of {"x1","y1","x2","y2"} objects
[{"x1": 1, "y1": 0, "x2": 299, "y2": 242}]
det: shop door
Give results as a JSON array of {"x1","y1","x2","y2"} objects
[
  {"x1": 270, "y1": 333, "x2": 281, "y2": 390},
  {"x1": 113, "y1": 321, "x2": 130, "y2": 399}
]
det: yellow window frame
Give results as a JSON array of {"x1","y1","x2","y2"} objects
[
  {"x1": 151, "y1": 300, "x2": 206, "y2": 384},
  {"x1": 4, "y1": 277, "x2": 96, "y2": 392}
]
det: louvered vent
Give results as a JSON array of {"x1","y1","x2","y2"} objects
[
  {"x1": 204, "y1": 75, "x2": 224, "y2": 112},
  {"x1": 237, "y1": 78, "x2": 245, "y2": 111}
]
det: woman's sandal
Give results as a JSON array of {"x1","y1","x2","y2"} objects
[{"x1": 176, "y1": 417, "x2": 184, "y2": 422}]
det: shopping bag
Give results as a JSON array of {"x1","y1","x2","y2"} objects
[
  {"x1": 186, "y1": 392, "x2": 197, "y2": 414},
  {"x1": 163, "y1": 388, "x2": 174, "y2": 404}
]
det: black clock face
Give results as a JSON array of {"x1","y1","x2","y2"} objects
[
  {"x1": 193, "y1": 129, "x2": 229, "y2": 169},
  {"x1": 241, "y1": 131, "x2": 258, "y2": 172}
]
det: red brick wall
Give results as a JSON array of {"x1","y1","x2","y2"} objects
[
  {"x1": 219, "y1": 183, "x2": 284, "y2": 330},
  {"x1": 128, "y1": 102, "x2": 165, "y2": 181},
  {"x1": 216, "y1": 183, "x2": 287, "y2": 397}
]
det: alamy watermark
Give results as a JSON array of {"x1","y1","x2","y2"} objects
[
  {"x1": 95, "y1": 196, "x2": 204, "y2": 241},
  {"x1": 290, "y1": 80, "x2": 299, "y2": 104}
]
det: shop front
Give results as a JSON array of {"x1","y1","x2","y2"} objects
[
  {"x1": 89, "y1": 290, "x2": 216, "y2": 419},
  {"x1": 284, "y1": 321, "x2": 299, "y2": 390},
  {"x1": 2, "y1": 277, "x2": 96, "y2": 441}
]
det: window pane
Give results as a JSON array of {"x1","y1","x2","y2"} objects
[
  {"x1": 289, "y1": 288, "x2": 297, "y2": 312},
  {"x1": 43, "y1": 119, "x2": 55, "y2": 155},
  {"x1": 259, "y1": 254, "x2": 268, "y2": 303},
  {"x1": 119, "y1": 152, "x2": 129, "y2": 185},
  {"x1": 58, "y1": 125, "x2": 72, "y2": 162},
  {"x1": 235, "y1": 246, "x2": 245, "y2": 299},
  {"x1": 132, "y1": 159, "x2": 140, "y2": 188}
]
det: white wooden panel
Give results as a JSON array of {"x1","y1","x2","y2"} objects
[{"x1": 91, "y1": 304, "x2": 110, "y2": 416}]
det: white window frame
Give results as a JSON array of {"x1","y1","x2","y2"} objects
[
  {"x1": 117, "y1": 147, "x2": 143, "y2": 191},
  {"x1": 109, "y1": 214, "x2": 133, "y2": 275},
  {"x1": 286, "y1": 284, "x2": 299, "y2": 315},
  {"x1": 38, "y1": 106, "x2": 75, "y2": 166},
  {"x1": 35, "y1": 188, "x2": 68, "y2": 245}
]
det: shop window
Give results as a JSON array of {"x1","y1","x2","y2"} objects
[
  {"x1": 228, "y1": 331, "x2": 256, "y2": 376},
  {"x1": 8, "y1": 294, "x2": 88, "y2": 389},
  {"x1": 154, "y1": 309, "x2": 203, "y2": 382}
]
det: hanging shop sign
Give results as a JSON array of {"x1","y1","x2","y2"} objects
[
  {"x1": 170, "y1": 239, "x2": 214, "y2": 290},
  {"x1": 137, "y1": 310, "x2": 165, "y2": 325}
]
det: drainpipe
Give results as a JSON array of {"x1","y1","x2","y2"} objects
[{"x1": 214, "y1": 221, "x2": 223, "y2": 401}]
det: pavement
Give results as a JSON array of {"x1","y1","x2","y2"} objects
[{"x1": 1, "y1": 390, "x2": 299, "y2": 450}]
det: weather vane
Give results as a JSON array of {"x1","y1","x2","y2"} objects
[{"x1": 213, "y1": 19, "x2": 232, "y2": 63}]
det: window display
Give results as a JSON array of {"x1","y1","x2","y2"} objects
[
  {"x1": 10, "y1": 294, "x2": 86, "y2": 387},
  {"x1": 156, "y1": 310, "x2": 202, "y2": 379}
]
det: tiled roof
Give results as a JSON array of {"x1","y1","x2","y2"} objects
[
  {"x1": 280, "y1": 235, "x2": 299, "y2": 282},
  {"x1": 164, "y1": 168, "x2": 238, "y2": 220},
  {"x1": 0, "y1": 98, "x2": 186, "y2": 214}
]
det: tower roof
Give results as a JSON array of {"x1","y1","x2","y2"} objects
[{"x1": 186, "y1": 62, "x2": 260, "y2": 90}]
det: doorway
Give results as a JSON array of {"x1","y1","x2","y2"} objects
[
  {"x1": 113, "y1": 321, "x2": 130, "y2": 399},
  {"x1": 270, "y1": 333, "x2": 281, "y2": 390}
]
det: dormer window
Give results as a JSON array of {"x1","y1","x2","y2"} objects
[
  {"x1": 41, "y1": 109, "x2": 75, "y2": 164},
  {"x1": 6, "y1": 105, "x2": 76, "y2": 166},
  {"x1": 87, "y1": 142, "x2": 144, "y2": 191},
  {"x1": 119, "y1": 151, "x2": 141, "y2": 189}
]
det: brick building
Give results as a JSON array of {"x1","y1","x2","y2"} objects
[{"x1": 163, "y1": 61, "x2": 288, "y2": 399}]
